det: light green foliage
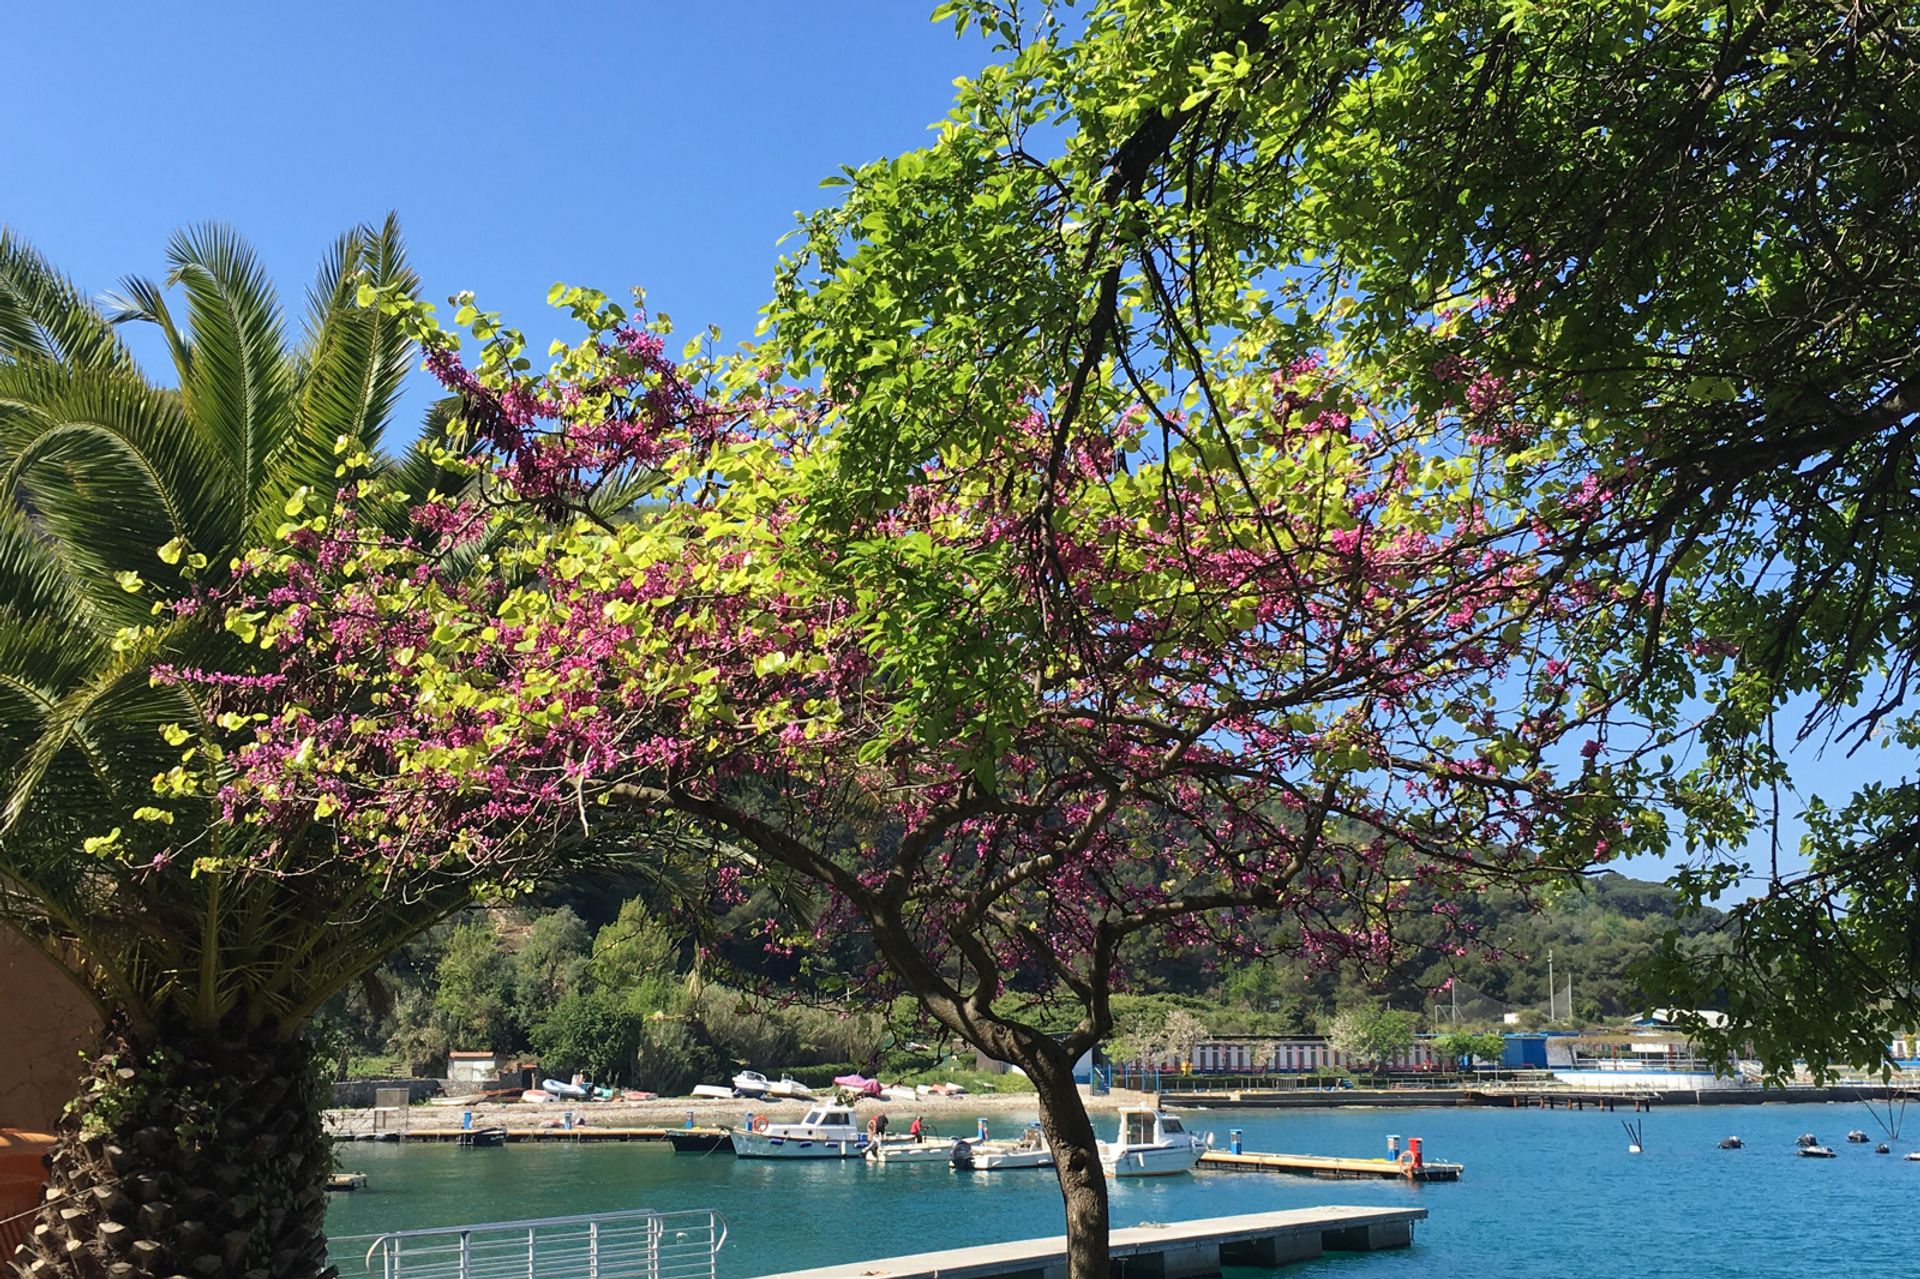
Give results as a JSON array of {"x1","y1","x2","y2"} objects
[
  {"x1": 590, "y1": 900, "x2": 684, "y2": 1015},
  {"x1": 1326, "y1": 1006, "x2": 1416, "y2": 1067},
  {"x1": 1430, "y1": 1031, "x2": 1506, "y2": 1067}
]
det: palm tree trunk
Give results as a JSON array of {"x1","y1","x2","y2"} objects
[
  {"x1": 10, "y1": 1018, "x2": 333, "y2": 1279},
  {"x1": 1024, "y1": 1050, "x2": 1109, "y2": 1279}
]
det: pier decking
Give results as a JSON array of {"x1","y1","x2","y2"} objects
[
  {"x1": 1200, "y1": 1150, "x2": 1462, "y2": 1182},
  {"x1": 332, "y1": 1125, "x2": 731, "y2": 1144},
  {"x1": 749, "y1": 1207, "x2": 1426, "y2": 1279}
]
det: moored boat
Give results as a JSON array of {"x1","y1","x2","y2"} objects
[
  {"x1": 970, "y1": 1124, "x2": 1054, "y2": 1170},
  {"x1": 1799, "y1": 1145, "x2": 1838, "y2": 1158},
  {"x1": 1100, "y1": 1107, "x2": 1210, "y2": 1177},
  {"x1": 729, "y1": 1104, "x2": 869, "y2": 1159},
  {"x1": 869, "y1": 1136, "x2": 963, "y2": 1165},
  {"x1": 457, "y1": 1126, "x2": 508, "y2": 1147},
  {"x1": 665, "y1": 1129, "x2": 730, "y2": 1153}
]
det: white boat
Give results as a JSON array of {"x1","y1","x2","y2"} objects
[
  {"x1": 732, "y1": 1070, "x2": 772, "y2": 1098},
  {"x1": 880, "y1": 1084, "x2": 919, "y2": 1102},
  {"x1": 969, "y1": 1125, "x2": 1054, "y2": 1170},
  {"x1": 728, "y1": 1104, "x2": 869, "y2": 1159},
  {"x1": 869, "y1": 1136, "x2": 964, "y2": 1165},
  {"x1": 541, "y1": 1078, "x2": 590, "y2": 1100},
  {"x1": 1099, "y1": 1108, "x2": 1210, "y2": 1177},
  {"x1": 766, "y1": 1075, "x2": 815, "y2": 1100},
  {"x1": 690, "y1": 1084, "x2": 735, "y2": 1100}
]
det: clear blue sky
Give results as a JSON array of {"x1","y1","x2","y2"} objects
[
  {"x1": 4, "y1": 1, "x2": 1893, "y2": 898},
  {"x1": 3, "y1": 1, "x2": 988, "y2": 385}
]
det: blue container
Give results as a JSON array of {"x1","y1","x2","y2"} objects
[
  {"x1": 461, "y1": 1110, "x2": 473, "y2": 1131},
  {"x1": 1229, "y1": 1129, "x2": 1243, "y2": 1154}
]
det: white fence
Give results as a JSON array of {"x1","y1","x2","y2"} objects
[{"x1": 348, "y1": 1208, "x2": 728, "y2": 1279}]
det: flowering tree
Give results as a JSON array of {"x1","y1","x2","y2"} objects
[{"x1": 168, "y1": 275, "x2": 1646, "y2": 1278}]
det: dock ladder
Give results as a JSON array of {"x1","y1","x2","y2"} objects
[{"x1": 352, "y1": 1208, "x2": 729, "y2": 1279}]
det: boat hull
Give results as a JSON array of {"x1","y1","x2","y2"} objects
[
  {"x1": 729, "y1": 1129, "x2": 868, "y2": 1159},
  {"x1": 1102, "y1": 1143, "x2": 1207, "y2": 1177},
  {"x1": 870, "y1": 1139, "x2": 961, "y2": 1165},
  {"x1": 971, "y1": 1145, "x2": 1054, "y2": 1170}
]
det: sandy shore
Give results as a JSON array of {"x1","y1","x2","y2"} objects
[{"x1": 325, "y1": 1087, "x2": 1160, "y2": 1136}]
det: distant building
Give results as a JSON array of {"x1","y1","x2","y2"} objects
[{"x1": 447, "y1": 1051, "x2": 503, "y2": 1087}]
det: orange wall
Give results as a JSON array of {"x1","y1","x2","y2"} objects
[{"x1": 0, "y1": 930, "x2": 97, "y2": 1130}]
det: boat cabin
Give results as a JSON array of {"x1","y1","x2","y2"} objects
[
  {"x1": 1120, "y1": 1109, "x2": 1183, "y2": 1146},
  {"x1": 800, "y1": 1107, "x2": 856, "y2": 1130}
]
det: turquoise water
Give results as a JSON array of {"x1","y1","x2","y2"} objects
[{"x1": 327, "y1": 1103, "x2": 1916, "y2": 1278}]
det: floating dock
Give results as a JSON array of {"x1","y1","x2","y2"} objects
[
  {"x1": 749, "y1": 1207, "x2": 1425, "y2": 1279},
  {"x1": 1200, "y1": 1150, "x2": 1462, "y2": 1182},
  {"x1": 331, "y1": 1125, "x2": 729, "y2": 1144}
]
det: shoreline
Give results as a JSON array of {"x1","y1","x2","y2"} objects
[{"x1": 324, "y1": 1086, "x2": 1157, "y2": 1138}]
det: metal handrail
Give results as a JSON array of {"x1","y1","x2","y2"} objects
[{"x1": 355, "y1": 1208, "x2": 728, "y2": 1279}]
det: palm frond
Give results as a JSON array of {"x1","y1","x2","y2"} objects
[
  {"x1": 104, "y1": 274, "x2": 193, "y2": 385},
  {"x1": 0, "y1": 359, "x2": 242, "y2": 618},
  {"x1": 0, "y1": 228, "x2": 134, "y2": 373},
  {"x1": 164, "y1": 224, "x2": 292, "y2": 515}
]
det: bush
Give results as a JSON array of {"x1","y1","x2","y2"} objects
[
  {"x1": 531, "y1": 989, "x2": 643, "y2": 1085},
  {"x1": 635, "y1": 1017, "x2": 729, "y2": 1095}
]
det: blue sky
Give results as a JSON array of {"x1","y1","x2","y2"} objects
[
  {"x1": 3, "y1": 1, "x2": 988, "y2": 392},
  {"x1": 4, "y1": 1, "x2": 1894, "y2": 898}
]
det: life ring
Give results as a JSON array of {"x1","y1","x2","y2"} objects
[{"x1": 751, "y1": 1117, "x2": 769, "y2": 1133}]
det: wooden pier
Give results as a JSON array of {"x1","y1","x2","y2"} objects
[
  {"x1": 1200, "y1": 1150, "x2": 1462, "y2": 1182},
  {"x1": 750, "y1": 1207, "x2": 1426, "y2": 1279},
  {"x1": 1205, "y1": 1152, "x2": 1459, "y2": 1182}
]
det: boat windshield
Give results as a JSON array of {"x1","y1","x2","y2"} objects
[
  {"x1": 819, "y1": 1110, "x2": 852, "y2": 1127},
  {"x1": 1161, "y1": 1117, "x2": 1185, "y2": 1134},
  {"x1": 1125, "y1": 1112, "x2": 1154, "y2": 1145}
]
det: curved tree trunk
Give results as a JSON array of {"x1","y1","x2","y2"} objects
[
  {"x1": 10, "y1": 1018, "x2": 334, "y2": 1279},
  {"x1": 1021, "y1": 1048, "x2": 1109, "y2": 1279}
]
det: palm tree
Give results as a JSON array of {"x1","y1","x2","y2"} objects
[{"x1": 0, "y1": 220, "x2": 477, "y2": 1279}]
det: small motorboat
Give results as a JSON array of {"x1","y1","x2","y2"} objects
[
  {"x1": 766, "y1": 1075, "x2": 815, "y2": 1101},
  {"x1": 732, "y1": 1071, "x2": 772, "y2": 1098},
  {"x1": 1846, "y1": 1130, "x2": 1870, "y2": 1143},
  {"x1": 1718, "y1": 1136, "x2": 1743, "y2": 1149},
  {"x1": 729, "y1": 1104, "x2": 869, "y2": 1159},
  {"x1": 1876, "y1": 1143, "x2": 1892, "y2": 1154},
  {"x1": 970, "y1": 1125, "x2": 1055, "y2": 1171},
  {"x1": 541, "y1": 1078, "x2": 591, "y2": 1100},
  {"x1": 1795, "y1": 1133, "x2": 1819, "y2": 1148},
  {"x1": 1099, "y1": 1108, "x2": 1211, "y2": 1177},
  {"x1": 457, "y1": 1126, "x2": 508, "y2": 1148},
  {"x1": 831, "y1": 1073, "x2": 884, "y2": 1098},
  {"x1": 665, "y1": 1129, "x2": 729, "y2": 1154},
  {"x1": 691, "y1": 1084, "x2": 736, "y2": 1100},
  {"x1": 869, "y1": 1136, "x2": 963, "y2": 1165},
  {"x1": 1799, "y1": 1145, "x2": 1838, "y2": 1158},
  {"x1": 1905, "y1": 1151, "x2": 1920, "y2": 1162}
]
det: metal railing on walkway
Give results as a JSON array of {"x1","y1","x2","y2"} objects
[{"x1": 348, "y1": 1208, "x2": 728, "y2": 1279}]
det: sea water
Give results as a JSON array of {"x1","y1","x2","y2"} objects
[{"x1": 326, "y1": 1102, "x2": 1914, "y2": 1278}]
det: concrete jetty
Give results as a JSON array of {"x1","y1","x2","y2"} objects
[{"x1": 748, "y1": 1207, "x2": 1425, "y2": 1279}]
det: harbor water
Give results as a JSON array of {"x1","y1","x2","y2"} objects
[{"x1": 327, "y1": 1101, "x2": 1913, "y2": 1278}]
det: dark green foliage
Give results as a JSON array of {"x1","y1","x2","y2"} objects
[{"x1": 530, "y1": 990, "x2": 644, "y2": 1086}]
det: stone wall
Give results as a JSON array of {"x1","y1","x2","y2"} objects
[
  {"x1": 0, "y1": 931, "x2": 98, "y2": 1130},
  {"x1": 328, "y1": 1078, "x2": 443, "y2": 1109}
]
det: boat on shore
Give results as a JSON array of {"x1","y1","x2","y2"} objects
[
  {"x1": 1100, "y1": 1108, "x2": 1211, "y2": 1177},
  {"x1": 832, "y1": 1073, "x2": 884, "y2": 1098},
  {"x1": 691, "y1": 1084, "x2": 736, "y2": 1100},
  {"x1": 732, "y1": 1071, "x2": 772, "y2": 1098},
  {"x1": 541, "y1": 1078, "x2": 590, "y2": 1100},
  {"x1": 729, "y1": 1104, "x2": 869, "y2": 1159},
  {"x1": 767, "y1": 1075, "x2": 815, "y2": 1100}
]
